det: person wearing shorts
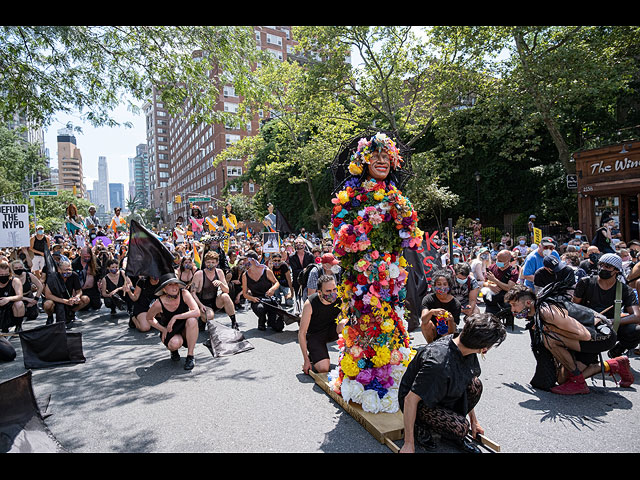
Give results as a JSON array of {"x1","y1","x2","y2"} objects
[{"x1": 298, "y1": 274, "x2": 347, "y2": 374}]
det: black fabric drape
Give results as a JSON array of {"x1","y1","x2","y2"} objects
[
  {"x1": 18, "y1": 322, "x2": 85, "y2": 369},
  {"x1": 125, "y1": 220, "x2": 175, "y2": 279},
  {"x1": 203, "y1": 320, "x2": 254, "y2": 357}
]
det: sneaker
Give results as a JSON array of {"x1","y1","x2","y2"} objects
[
  {"x1": 608, "y1": 342, "x2": 625, "y2": 359},
  {"x1": 550, "y1": 373, "x2": 590, "y2": 395},
  {"x1": 184, "y1": 355, "x2": 195, "y2": 370},
  {"x1": 607, "y1": 356, "x2": 634, "y2": 388},
  {"x1": 171, "y1": 350, "x2": 180, "y2": 362}
]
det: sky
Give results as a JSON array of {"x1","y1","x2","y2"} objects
[{"x1": 43, "y1": 103, "x2": 147, "y2": 193}]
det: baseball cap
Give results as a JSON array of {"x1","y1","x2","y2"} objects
[
  {"x1": 543, "y1": 255, "x2": 565, "y2": 272},
  {"x1": 598, "y1": 253, "x2": 623, "y2": 272},
  {"x1": 320, "y1": 253, "x2": 339, "y2": 265},
  {"x1": 540, "y1": 237, "x2": 555, "y2": 247}
]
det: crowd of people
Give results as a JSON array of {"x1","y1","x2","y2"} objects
[{"x1": 1, "y1": 197, "x2": 639, "y2": 453}]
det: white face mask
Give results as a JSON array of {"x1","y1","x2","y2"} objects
[
  {"x1": 542, "y1": 249, "x2": 552, "y2": 257},
  {"x1": 331, "y1": 265, "x2": 341, "y2": 274}
]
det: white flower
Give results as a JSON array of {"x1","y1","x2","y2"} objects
[
  {"x1": 360, "y1": 389, "x2": 382, "y2": 414},
  {"x1": 388, "y1": 263, "x2": 400, "y2": 278}
]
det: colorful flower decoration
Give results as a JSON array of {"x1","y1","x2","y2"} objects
[{"x1": 327, "y1": 134, "x2": 422, "y2": 414}]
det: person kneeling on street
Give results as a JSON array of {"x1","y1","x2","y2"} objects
[
  {"x1": 399, "y1": 313, "x2": 507, "y2": 454},
  {"x1": 190, "y1": 251, "x2": 239, "y2": 331},
  {"x1": 505, "y1": 282, "x2": 633, "y2": 394},
  {"x1": 298, "y1": 274, "x2": 348, "y2": 375},
  {"x1": 146, "y1": 273, "x2": 200, "y2": 370},
  {"x1": 100, "y1": 259, "x2": 131, "y2": 316},
  {"x1": 0, "y1": 261, "x2": 25, "y2": 333},
  {"x1": 43, "y1": 259, "x2": 89, "y2": 326}
]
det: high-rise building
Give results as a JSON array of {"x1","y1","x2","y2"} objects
[
  {"x1": 129, "y1": 144, "x2": 150, "y2": 208},
  {"x1": 109, "y1": 183, "x2": 125, "y2": 211},
  {"x1": 97, "y1": 156, "x2": 110, "y2": 214},
  {"x1": 56, "y1": 128, "x2": 86, "y2": 198},
  {"x1": 145, "y1": 26, "x2": 300, "y2": 226}
]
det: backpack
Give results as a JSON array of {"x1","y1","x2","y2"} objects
[{"x1": 297, "y1": 263, "x2": 320, "y2": 295}]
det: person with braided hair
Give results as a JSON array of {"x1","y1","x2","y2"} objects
[{"x1": 505, "y1": 282, "x2": 633, "y2": 394}]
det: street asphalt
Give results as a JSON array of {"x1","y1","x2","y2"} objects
[{"x1": 1, "y1": 301, "x2": 639, "y2": 454}]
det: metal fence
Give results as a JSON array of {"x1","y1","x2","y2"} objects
[{"x1": 421, "y1": 223, "x2": 573, "y2": 245}]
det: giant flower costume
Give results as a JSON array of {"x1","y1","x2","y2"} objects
[{"x1": 328, "y1": 132, "x2": 423, "y2": 414}]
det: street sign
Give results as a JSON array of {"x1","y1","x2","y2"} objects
[
  {"x1": 566, "y1": 174, "x2": 578, "y2": 189},
  {"x1": 188, "y1": 196, "x2": 211, "y2": 203},
  {"x1": 28, "y1": 190, "x2": 58, "y2": 196}
]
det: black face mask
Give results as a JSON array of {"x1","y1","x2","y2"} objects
[
  {"x1": 13, "y1": 269, "x2": 25, "y2": 276},
  {"x1": 598, "y1": 269, "x2": 614, "y2": 280},
  {"x1": 589, "y1": 253, "x2": 600, "y2": 264},
  {"x1": 0, "y1": 275, "x2": 10, "y2": 284}
]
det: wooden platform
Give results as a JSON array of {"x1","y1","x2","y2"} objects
[
  {"x1": 309, "y1": 370, "x2": 405, "y2": 453},
  {"x1": 309, "y1": 370, "x2": 500, "y2": 453}
]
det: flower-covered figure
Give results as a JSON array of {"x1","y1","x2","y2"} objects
[{"x1": 328, "y1": 132, "x2": 423, "y2": 414}]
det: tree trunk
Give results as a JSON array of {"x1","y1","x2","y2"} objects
[{"x1": 305, "y1": 174, "x2": 322, "y2": 232}]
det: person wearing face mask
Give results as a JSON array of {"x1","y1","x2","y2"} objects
[
  {"x1": 298, "y1": 275, "x2": 347, "y2": 375},
  {"x1": 506, "y1": 283, "x2": 629, "y2": 394},
  {"x1": 592, "y1": 215, "x2": 617, "y2": 255},
  {"x1": 29, "y1": 225, "x2": 50, "y2": 276},
  {"x1": 71, "y1": 246, "x2": 102, "y2": 311},
  {"x1": 0, "y1": 261, "x2": 25, "y2": 333},
  {"x1": 512, "y1": 236, "x2": 529, "y2": 259},
  {"x1": 43, "y1": 259, "x2": 89, "y2": 326},
  {"x1": 125, "y1": 275, "x2": 159, "y2": 332},
  {"x1": 307, "y1": 253, "x2": 341, "y2": 297},
  {"x1": 190, "y1": 251, "x2": 238, "y2": 331},
  {"x1": 100, "y1": 259, "x2": 131, "y2": 316},
  {"x1": 270, "y1": 252, "x2": 294, "y2": 307},
  {"x1": 451, "y1": 263, "x2": 480, "y2": 319},
  {"x1": 11, "y1": 260, "x2": 42, "y2": 329},
  {"x1": 421, "y1": 271, "x2": 461, "y2": 343},
  {"x1": 533, "y1": 255, "x2": 576, "y2": 295},
  {"x1": 578, "y1": 245, "x2": 601, "y2": 277},
  {"x1": 522, "y1": 237, "x2": 560, "y2": 290},
  {"x1": 573, "y1": 253, "x2": 640, "y2": 361},
  {"x1": 288, "y1": 237, "x2": 314, "y2": 295},
  {"x1": 177, "y1": 256, "x2": 196, "y2": 287},
  {"x1": 470, "y1": 247, "x2": 491, "y2": 284},
  {"x1": 483, "y1": 250, "x2": 519, "y2": 324},
  {"x1": 399, "y1": 313, "x2": 506, "y2": 454}
]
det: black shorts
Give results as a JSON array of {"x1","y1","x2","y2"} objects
[{"x1": 306, "y1": 325, "x2": 339, "y2": 364}]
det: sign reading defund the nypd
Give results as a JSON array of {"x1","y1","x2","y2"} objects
[{"x1": 0, "y1": 204, "x2": 30, "y2": 247}]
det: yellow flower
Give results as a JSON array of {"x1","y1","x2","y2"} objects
[
  {"x1": 373, "y1": 190, "x2": 385, "y2": 201},
  {"x1": 399, "y1": 256, "x2": 407, "y2": 268},
  {"x1": 337, "y1": 190, "x2": 350, "y2": 204},
  {"x1": 369, "y1": 295, "x2": 379, "y2": 307},
  {"x1": 341, "y1": 354, "x2": 360, "y2": 377},
  {"x1": 381, "y1": 319, "x2": 394, "y2": 333},
  {"x1": 348, "y1": 162, "x2": 363, "y2": 176},
  {"x1": 372, "y1": 345, "x2": 391, "y2": 367}
]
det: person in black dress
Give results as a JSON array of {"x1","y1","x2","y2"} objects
[
  {"x1": 145, "y1": 273, "x2": 200, "y2": 370},
  {"x1": 100, "y1": 259, "x2": 132, "y2": 315},
  {"x1": 125, "y1": 275, "x2": 160, "y2": 331}
]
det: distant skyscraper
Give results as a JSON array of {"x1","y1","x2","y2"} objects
[
  {"x1": 109, "y1": 183, "x2": 125, "y2": 211},
  {"x1": 130, "y1": 144, "x2": 150, "y2": 208},
  {"x1": 57, "y1": 128, "x2": 86, "y2": 198},
  {"x1": 97, "y1": 156, "x2": 110, "y2": 214}
]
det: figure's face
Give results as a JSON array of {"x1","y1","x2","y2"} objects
[{"x1": 367, "y1": 151, "x2": 390, "y2": 180}]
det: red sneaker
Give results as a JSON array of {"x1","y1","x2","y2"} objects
[
  {"x1": 550, "y1": 373, "x2": 590, "y2": 395},
  {"x1": 607, "y1": 356, "x2": 634, "y2": 388}
]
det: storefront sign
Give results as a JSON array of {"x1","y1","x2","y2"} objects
[{"x1": 588, "y1": 156, "x2": 640, "y2": 176}]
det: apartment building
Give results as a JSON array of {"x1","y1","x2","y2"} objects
[
  {"x1": 145, "y1": 26, "x2": 297, "y2": 227},
  {"x1": 56, "y1": 127, "x2": 86, "y2": 198}
]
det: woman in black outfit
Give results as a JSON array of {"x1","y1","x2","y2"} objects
[
  {"x1": 100, "y1": 259, "x2": 131, "y2": 315},
  {"x1": 125, "y1": 275, "x2": 160, "y2": 331},
  {"x1": 146, "y1": 273, "x2": 200, "y2": 370},
  {"x1": 241, "y1": 250, "x2": 281, "y2": 331}
]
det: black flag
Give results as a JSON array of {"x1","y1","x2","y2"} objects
[
  {"x1": 203, "y1": 320, "x2": 254, "y2": 358},
  {"x1": 18, "y1": 321, "x2": 85, "y2": 369},
  {"x1": 275, "y1": 208, "x2": 293, "y2": 235},
  {"x1": 125, "y1": 220, "x2": 175, "y2": 279},
  {"x1": 0, "y1": 371, "x2": 67, "y2": 453}
]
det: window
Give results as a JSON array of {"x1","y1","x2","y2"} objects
[{"x1": 227, "y1": 166, "x2": 242, "y2": 177}]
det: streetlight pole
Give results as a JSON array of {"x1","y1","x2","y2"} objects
[{"x1": 474, "y1": 171, "x2": 481, "y2": 219}]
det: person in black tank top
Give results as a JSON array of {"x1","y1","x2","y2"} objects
[
  {"x1": 125, "y1": 276, "x2": 160, "y2": 332},
  {"x1": 190, "y1": 251, "x2": 238, "y2": 330},
  {"x1": 0, "y1": 261, "x2": 25, "y2": 333},
  {"x1": 270, "y1": 252, "x2": 294, "y2": 307},
  {"x1": 146, "y1": 273, "x2": 200, "y2": 370},
  {"x1": 100, "y1": 259, "x2": 131, "y2": 315},
  {"x1": 241, "y1": 251, "x2": 281, "y2": 331},
  {"x1": 10, "y1": 260, "x2": 42, "y2": 328},
  {"x1": 298, "y1": 275, "x2": 347, "y2": 374}
]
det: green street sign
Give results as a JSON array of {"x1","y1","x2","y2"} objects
[
  {"x1": 188, "y1": 196, "x2": 211, "y2": 203},
  {"x1": 28, "y1": 190, "x2": 58, "y2": 196}
]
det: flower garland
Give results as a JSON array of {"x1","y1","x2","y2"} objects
[
  {"x1": 328, "y1": 175, "x2": 423, "y2": 414},
  {"x1": 348, "y1": 132, "x2": 403, "y2": 176}
]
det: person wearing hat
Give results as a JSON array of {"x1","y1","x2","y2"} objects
[
  {"x1": 533, "y1": 254, "x2": 576, "y2": 295},
  {"x1": 573, "y1": 253, "x2": 640, "y2": 361},
  {"x1": 145, "y1": 272, "x2": 200, "y2": 370},
  {"x1": 306, "y1": 253, "x2": 341, "y2": 298},
  {"x1": 591, "y1": 215, "x2": 617, "y2": 255},
  {"x1": 521, "y1": 237, "x2": 560, "y2": 289}
]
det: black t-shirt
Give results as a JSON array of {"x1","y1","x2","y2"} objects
[
  {"x1": 578, "y1": 259, "x2": 598, "y2": 276},
  {"x1": 307, "y1": 293, "x2": 340, "y2": 335},
  {"x1": 574, "y1": 275, "x2": 638, "y2": 319},
  {"x1": 398, "y1": 336, "x2": 481, "y2": 416},
  {"x1": 48, "y1": 272, "x2": 82, "y2": 298},
  {"x1": 421, "y1": 292, "x2": 462, "y2": 325}
]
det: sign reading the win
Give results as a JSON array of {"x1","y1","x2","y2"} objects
[{"x1": 0, "y1": 204, "x2": 30, "y2": 247}]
